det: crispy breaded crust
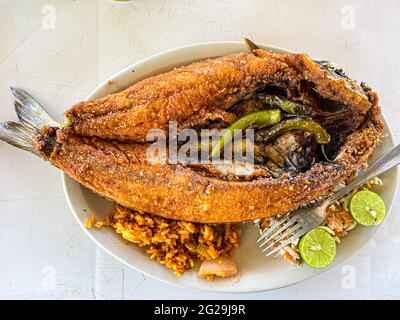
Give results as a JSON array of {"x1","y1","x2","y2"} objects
[
  {"x1": 65, "y1": 50, "x2": 372, "y2": 142},
  {"x1": 45, "y1": 112, "x2": 382, "y2": 223},
  {"x1": 38, "y1": 50, "x2": 384, "y2": 223}
]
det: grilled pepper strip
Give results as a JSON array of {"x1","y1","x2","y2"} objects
[
  {"x1": 244, "y1": 37, "x2": 259, "y2": 54},
  {"x1": 259, "y1": 94, "x2": 314, "y2": 116},
  {"x1": 211, "y1": 109, "x2": 282, "y2": 157},
  {"x1": 259, "y1": 118, "x2": 331, "y2": 144}
]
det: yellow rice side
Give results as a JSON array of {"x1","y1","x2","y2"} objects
[{"x1": 87, "y1": 204, "x2": 240, "y2": 276}]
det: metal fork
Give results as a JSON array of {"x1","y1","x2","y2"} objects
[{"x1": 258, "y1": 143, "x2": 400, "y2": 257}]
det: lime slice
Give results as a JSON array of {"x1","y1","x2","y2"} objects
[
  {"x1": 349, "y1": 190, "x2": 386, "y2": 226},
  {"x1": 317, "y1": 226, "x2": 335, "y2": 236},
  {"x1": 299, "y1": 228, "x2": 336, "y2": 268}
]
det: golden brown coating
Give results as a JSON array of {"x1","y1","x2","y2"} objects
[
  {"x1": 39, "y1": 111, "x2": 382, "y2": 224},
  {"x1": 32, "y1": 49, "x2": 384, "y2": 223},
  {"x1": 65, "y1": 50, "x2": 372, "y2": 142}
]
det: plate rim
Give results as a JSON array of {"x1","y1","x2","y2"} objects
[{"x1": 61, "y1": 40, "x2": 399, "y2": 293}]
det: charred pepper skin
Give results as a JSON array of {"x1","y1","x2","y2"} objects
[
  {"x1": 259, "y1": 94, "x2": 314, "y2": 116},
  {"x1": 244, "y1": 37, "x2": 260, "y2": 55},
  {"x1": 258, "y1": 118, "x2": 331, "y2": 145}
]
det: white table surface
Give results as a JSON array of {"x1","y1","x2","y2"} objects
[{"x1": 0, "y1": 0, "x2": 399, "y2": 300}]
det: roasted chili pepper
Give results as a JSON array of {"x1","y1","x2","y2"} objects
[
  {"x1": 258, "y1": 118, "x2": 331, "y2": 144},
  {"x1": 211, "y1": 109, "x2": 282, "y2": 157},
  {"x1": 244, "y1": 37, "x2": 259, "y2": 54},
  {"x1": 258, "y1": 94, "x2": 314, "y2": 116}
]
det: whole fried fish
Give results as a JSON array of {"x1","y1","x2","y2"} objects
[{"x1": 0, "y1": 49, "x2": 384, "y2": 223}]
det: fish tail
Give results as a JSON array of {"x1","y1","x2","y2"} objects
[
  {"x1": 0, "y1": 87, "x2": 59, "y2": 153},
  {"x1": 0, "y1": 121, "x2": 37, "y2": 152},
  {"x1": 11, "y1": 87, "x2": 59, "y2": 129}
]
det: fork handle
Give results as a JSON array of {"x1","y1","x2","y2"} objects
[{"x1": 329, "y1": 144, "x2": 400, "y2": 203}]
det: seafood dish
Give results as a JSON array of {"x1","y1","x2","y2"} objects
[{"x1": 0, "y1": 39, "x2": 385, "y2": 278}]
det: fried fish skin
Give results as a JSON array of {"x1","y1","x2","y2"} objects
[
  {"x1": 34, "y1": 113, "x2": 382, "y2": 224},
  {"x1": 1, "y1": 50, "x2": 384, "y2": 223},
  {"x1": 65, "y1": 50, "x2": 372, "y2": 142}
]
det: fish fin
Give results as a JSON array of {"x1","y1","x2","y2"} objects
[
  {"x1": 0, "y1": 121, "x2": 37, "y2": 152},
  {"x1": 1, "y1": 88, "x2": 59, "y2": 154},
  {"x1": 11, "y1": 87, "x2": 59, "y2": 130}
]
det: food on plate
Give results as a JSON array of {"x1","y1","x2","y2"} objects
[
  {"x1": 349, "y1": 190, "x2": 386, "y2": 226},
  {"x1": 299, "y1": 227, "x2": 337, "y2": 269},
  {"x1": 260, "y1": 177, "x2": 386, "y2": 267},
  {"x1": 0, "y1": 39, "x2": 387, "y2": 277},
  {"x1": 0, "y1": 47, "x2": 384, "y2": 224},
  {"x1": 198, "y1": 255, "x2": 238, "y2": 280},
  {"x1": 87, "y1": 204, "x2": 240, "y2": 278}
]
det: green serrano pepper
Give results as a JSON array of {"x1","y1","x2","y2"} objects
[
  {"x1": 244, "y1": 37, "x2": 259, "y2": 54},
  {"x1": 211, "y1": 109, "x2": 282, "y2": 157},
  {"x1": 259, "y1": 118, "x2": 331, "y2": 144},
  {"x1": 258, "y1": 94, "x2": 314, "y2": 116}
]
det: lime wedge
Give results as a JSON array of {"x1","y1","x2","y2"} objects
[
  {"x1": 349, "y1": 190, "x2": 386, "y2": 226},
  {"x1": 299, "y1": 228, "x2": 336, "y2": 268}
]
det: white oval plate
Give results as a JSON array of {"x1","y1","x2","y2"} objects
[{"x1": 62, "y1": 41, "x2": 398, "y2": 293}]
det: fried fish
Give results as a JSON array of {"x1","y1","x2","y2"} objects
[{"x1": 0, "y1": 48, "x2": 384, "y2": 223}]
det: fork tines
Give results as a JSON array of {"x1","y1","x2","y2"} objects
[{"x1": 257, "y1": 214, "x2": 305, "y2": 257}]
